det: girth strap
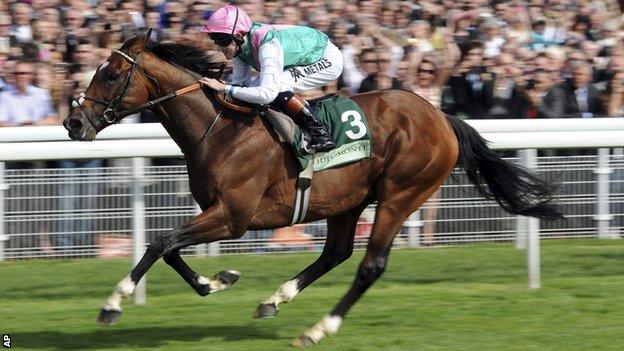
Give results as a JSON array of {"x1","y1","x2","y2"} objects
[{"x1": 291, "y1": 154, "x2": 314, "y2": 225}]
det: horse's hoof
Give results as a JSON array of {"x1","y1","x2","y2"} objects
[
  {"x1": 216, "y1": 270, "x2": 240, "y2": 288},
  {"x1": 97, "y1": 308, "x2": 122, "y2": 326},
  {"x1": 292, "y1": 335, "x2": 316, "y2": 348},
  {"x1": 253, "y1": 303, "x2": 278, "y2": 319}
]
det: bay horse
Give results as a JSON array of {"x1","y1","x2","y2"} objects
[{"x1": 63, "y1": 31, "x2": 561, "y2": 347}]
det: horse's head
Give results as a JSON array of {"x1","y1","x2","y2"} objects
[{"x1": 63, "y1": 30, "x2": 154, "y2": 141}]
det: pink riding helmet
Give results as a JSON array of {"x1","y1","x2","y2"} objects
[{"x1": 202, "y1": 5, "x2": 252, "y2": 36}]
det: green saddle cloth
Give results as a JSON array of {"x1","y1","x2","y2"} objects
[{"x1": 294, "y1": 95, "x2": 372, "y2": 171}]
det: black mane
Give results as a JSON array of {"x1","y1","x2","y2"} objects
[{"x1": 121, "y1": 37, "x2": 225, "y2": 78}]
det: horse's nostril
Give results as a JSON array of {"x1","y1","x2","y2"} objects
[{"x1": 68, "y1": 119, "x2": 83, "y2": 130}]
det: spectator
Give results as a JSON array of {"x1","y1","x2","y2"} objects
[
  {"x1": 342, "y1": 47, "x2": 374, "y2": 94},
  {"x1": 358, "y1": 49, "x2": 402, "y2": 93},
  {"x1": 486, "y1": 53, "x2": 530, "y2": 119},
  {"x1": 529, "y1": 18, "x2": 551, "y2": 52},
  {"x1": 308, "y1": 9, "x2": 330, "y2": 34},
  {"x1": 62, "y1": 8, "x2": 85, "y2": 63},
  {"x1": 0, "y1": 59, "x2": 57, "y2": 127},
  {"x1": 0, "y1": 51, "x2": 7, "y2": 91},
  {"x1": 568, "y1": 14, "x2": 591, "y2": 44},
  {"x1": 481, "y1": 17, "x2": 505, "y2": 58},
  {"x1": 506, "y1": 17, "x2": 531, "y2": 46},
  {"x1": 0, "y1": 13, "x2": 11, "y2": 53},
  {"x1": 525, "y1": 69, "x2": 558, "y2": 119},
  {"x1": 566, "y1": 62, "x2": 607, "y2": 118},
  {"x1": 74, "y1": 39, "x2": 97, "y2": 73},
  {"x1": 406, "y1": 20, "x2": 434, "y2": 54},
  {"x1": 407, "y1": 34, "x2": 459, "y2": 109},
  {"x1": 276, "y1": 7, "x2": 301, "y2": 26},
  {"x1": 544, "y1": 46, "x2": 566, "y2": 84},
  {"x1": 607, "y1": 70, "x2": 624, "y2": 117},
  {"x1": 447, "y1": 41, "x2": 495, "y2": 119},
  {"x1": 9, "y1": 2, "x2": 33, "y2": 44}
]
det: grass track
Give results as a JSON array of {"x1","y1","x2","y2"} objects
[{"x1": 1, "y1": 239, "x2": 623, "y2": 350}]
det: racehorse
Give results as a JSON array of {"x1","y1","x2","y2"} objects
[{"x1": 63, "y1": 31, "x2": 561, "y2": 347}]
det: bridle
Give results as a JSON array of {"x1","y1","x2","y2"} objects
[
  {"x1": 71, "y1": 48, "x2": 224, "y2": 155},
  {"x1": 72, "y1": 49, "x2": 216, "y2": 127}
]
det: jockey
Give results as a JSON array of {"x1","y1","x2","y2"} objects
[{"x1": 199, "y1": 5, "x2": 342, "y2": 153}]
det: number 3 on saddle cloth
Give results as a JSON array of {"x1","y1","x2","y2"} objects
[
  {"x1": 263, "y1": 94, "x2": 373, "y2": 224},
  {"x1": 265, "y1": 94, "x2": 373, "y2": 172}
]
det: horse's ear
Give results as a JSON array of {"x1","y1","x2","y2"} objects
[{"x1": 136, "y1": 28, "x2": 152, "y2": 51}]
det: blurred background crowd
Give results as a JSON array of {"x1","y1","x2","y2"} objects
[{"x1": 2, "y1": 0, "x2": 624, "y2": 127}]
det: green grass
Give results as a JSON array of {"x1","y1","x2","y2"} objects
[{"x1": 1, "y1": 239, "x2": 623, "y2": 351}]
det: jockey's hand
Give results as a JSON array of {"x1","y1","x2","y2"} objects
[{"x1": 199, "y1": 77, "x2": 226, "y2": 92}]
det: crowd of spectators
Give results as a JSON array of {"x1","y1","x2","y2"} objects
[{"x1": 2, "y1": 0, "x2": 624, "y2": 125}]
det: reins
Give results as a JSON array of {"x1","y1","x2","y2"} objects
[{"x1": 211, "y1": 90, "x2": 254, "y2": 114}]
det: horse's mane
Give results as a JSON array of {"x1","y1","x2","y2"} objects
[{"x1": 120, "y1": 37, "x2": 225, "y2": 78}]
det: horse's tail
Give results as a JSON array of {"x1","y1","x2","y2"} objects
[{"x1": 445, "y1": 115, "x2": 563, "y2": 220}]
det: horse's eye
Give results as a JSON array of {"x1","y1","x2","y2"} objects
[{"x1": 108, "y1": 72, "x2": 120, "y2": 83}]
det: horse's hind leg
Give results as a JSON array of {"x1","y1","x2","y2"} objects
[
  {"x1": 254, "y1": 205, "x2": 366, "y2": 319},
  {"x1": 163, "y1": 250, "x2": 240, "y2": 296},
  {"x1": 292, "y1": 187, "x2": 440, "y2": 347},
  {"x1": 97, "y1": 203, "x2": 237, "y2": 326}
]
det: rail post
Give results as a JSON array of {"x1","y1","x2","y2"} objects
[
  {"x1": 519, "y1": 149, "x2": 540, "y2": 289},
  {"x1": 594, "y1": 148, "x2": 613, "y2": 239},
  {"x1": 0, "y1": 162, "x2": 7, "y2": 261},
  {"x1": 405, "y1": 210, "x2": 422, "y2": 248},
  {"x1": 132, "y1": 157, "x2": 146, "y2": 305}
]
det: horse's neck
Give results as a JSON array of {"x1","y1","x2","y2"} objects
[{"x1": 145, "y1": 61, "x2": 219, "y2": 155}]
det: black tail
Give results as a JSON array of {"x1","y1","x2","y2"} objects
[{"x1": 446, "y1": 115, "x2": 563, "y2": 220}]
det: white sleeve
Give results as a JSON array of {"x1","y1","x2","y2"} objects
[
  {"x1": 229, "y1": 38, "x2": 283, "y2": 105},
  {"x1": 229, "y1": 57, "x2": 252, "y2": 86},
  {"x1": 341, "y1": 44, "x2": 366, "y2": 94},
  {"x1": 0, "y1": 92, "x2": 9, "y2": 122}
]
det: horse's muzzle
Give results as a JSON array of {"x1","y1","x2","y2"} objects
[{"x1": 64, "y1": 115, "x2": 96, "y2": 141}]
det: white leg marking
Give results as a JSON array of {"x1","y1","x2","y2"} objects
[
  {"x1": 102, "y1": 276, "x2": 135, "y2": 311},
  {"x1": 197, "y1": 275, "x2": 224, "y2": 293},
  {"x1": 303, "y1": 314, "x2": 343, "y2": 344},
  {"x1": 262, "y1": 279, "x2": 300, "y2": 306},
  {"x1": 197, "y1": 270, "x2": 240, "y2": 294}
]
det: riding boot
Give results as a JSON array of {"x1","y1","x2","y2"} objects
[{"x1": 273, "y1": 92, "x2": 336, "y2": 153}]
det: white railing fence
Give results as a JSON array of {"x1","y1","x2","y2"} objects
[{"x1": 1, "y1": 119, "x2": 623, "y2": 299}]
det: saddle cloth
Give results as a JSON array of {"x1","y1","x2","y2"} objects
[{"x1": 265, "y1": 94, "x2": 372, "y2": 171}]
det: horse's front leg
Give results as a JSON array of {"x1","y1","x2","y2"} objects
[
  {"x1": 162, "y1": 250, "x2": 240, "y2": 296},
  {"x1": 97, "y1": 202, "x2": 239, "y2": 326}
]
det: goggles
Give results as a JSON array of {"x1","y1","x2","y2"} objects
[{"x1": 210, "y1": 33, "x2": 235, "y2": 47}]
